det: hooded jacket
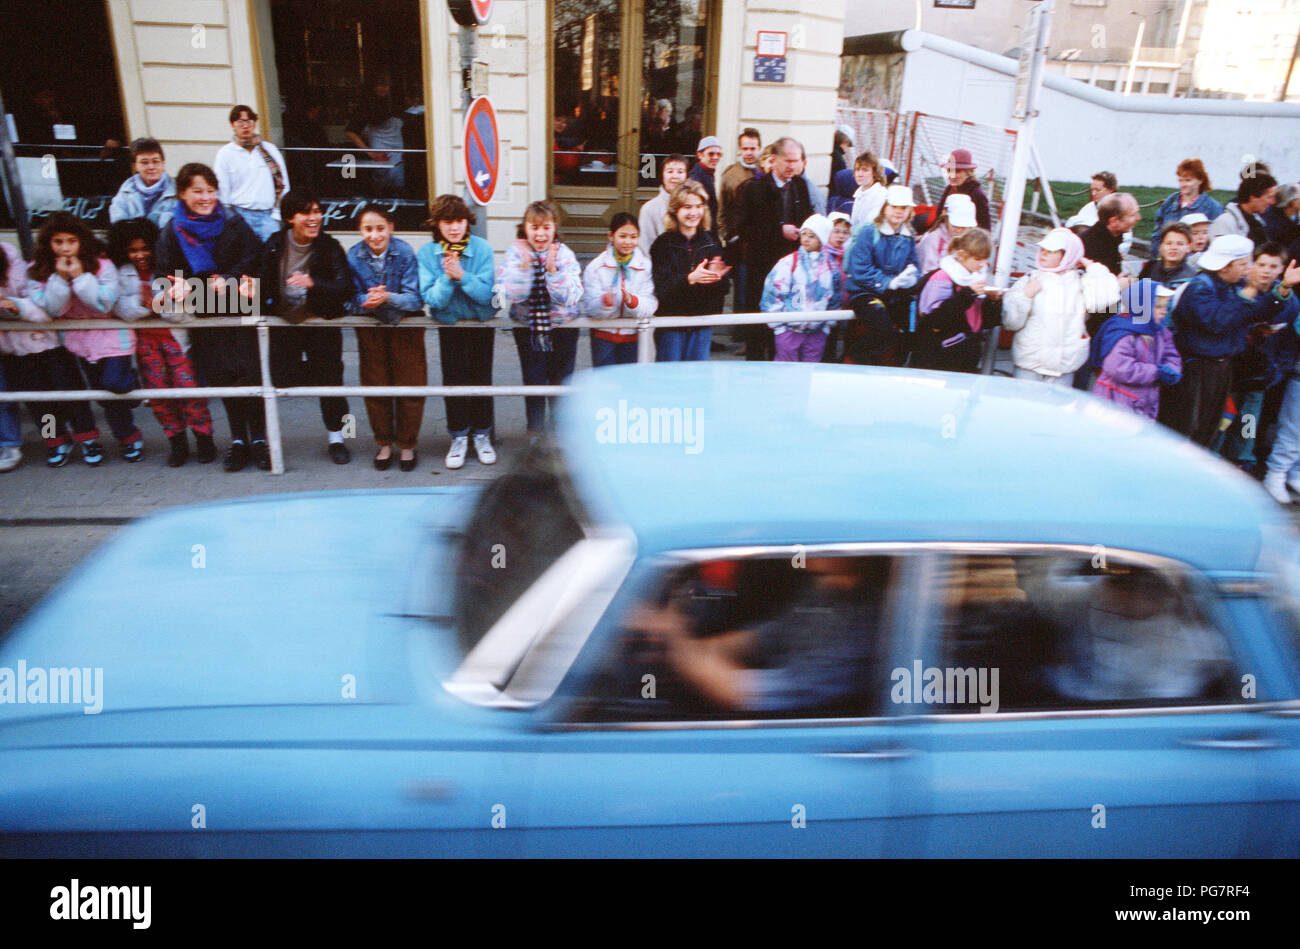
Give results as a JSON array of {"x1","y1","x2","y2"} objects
[
  {"x1": 760, "y1": 247, "x2": 842, "y2": 334},
  {"x1": 1002, "y1": 261, "x2": 1119, "y2": 376},
  {"x1": 845, "y1": 221, "x2": 918, "y2": 299}
]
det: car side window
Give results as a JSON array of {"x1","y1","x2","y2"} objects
[
  {"x1": 918, "y1": 553, "x2": 1242, "y2": 714},
  {"x1": 567, "y1": 554, "x2": 899, "y2": 723}
]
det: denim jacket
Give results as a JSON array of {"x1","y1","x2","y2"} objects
[{"x1": 347, "y1": 236, "x2": 422, "y2": 325}]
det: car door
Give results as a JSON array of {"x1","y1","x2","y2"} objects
[
  {"x1": 514, "y1": 549, "x2": 929, "y2": 857},
  {"x1": 904, "y1": 546, "x2": 1266, "y2": 858}
]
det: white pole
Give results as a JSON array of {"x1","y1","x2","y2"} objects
[
  {"x1": 985, "y1": 0, "x2": 1053, "y2": 374},
  {"x1": 1124, "y1": 20, "x2": 1145, "y2": 96}
]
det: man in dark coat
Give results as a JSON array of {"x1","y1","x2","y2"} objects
[{"x1": 733, "y1": 137, "x2": 812, "y2": 360}]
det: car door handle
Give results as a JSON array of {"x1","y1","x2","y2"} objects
[
  {"x1": 818, "y1": 748, "x2": 916, "y2": 761},
  {"x1": 1178, "y1": 736, "x2": 1284, "y2": 751},
  {"x1": 405, "y1": 780, "x2": 457, "y2": 802}
]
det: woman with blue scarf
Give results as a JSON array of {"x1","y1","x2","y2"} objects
[
  {"x1": 154, "y1": 163, "x2": 267, "y2": 471},
  {"x1": 1089, "y1": 278, "x2": 1182, "y2": 420}
]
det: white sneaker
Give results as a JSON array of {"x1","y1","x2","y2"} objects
[
  {"x1": 445, "y1": 435, "x2": 469, "y2": 470},
  {"x1": 1264, "y1": 470, "x2": 1292, "y2": 504},
  {"x1": 473, "y1": 433, "x2": 496, "y2": 465},
  {"x1": 0, "y1": 446, "x2": 20, "y2": 472}
]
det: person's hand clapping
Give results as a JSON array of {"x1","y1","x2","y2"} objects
[
  {"x1": 688, "y1": 258, "x2": 721, "y2": 285},
  {"x1": 1282, "y1": 259, "x2": 1300, "y2": 289},
  {"x1": 443, "y1": 253, "x2": 464, "y2": 281},
  {"x1": 238, "y1": 275, "x2": 258, "y2": 300},
  {"x1": 621, "y1": 286, "x2": 637, "y2": 309},
  {"x1": 287, "y1": 271, "x2": 314, "y2": 290},
  {"x1": 544, "y1": 244, "x2": 559, "y2": 273},
  {"x1": 362, "y1": 285, "x2": 389, "y2": 309}
]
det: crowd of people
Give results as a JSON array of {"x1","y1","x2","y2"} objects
[{"x1": 2, "y1": 110, "x2": 1300, "y2": 503}]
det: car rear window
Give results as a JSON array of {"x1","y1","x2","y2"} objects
[{"x1": 452, "y1": 442, "x2": 586, "y2": 657}]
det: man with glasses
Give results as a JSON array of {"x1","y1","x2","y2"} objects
[{"x1": 213, "y1": 105, "x2": 291, "y2": 241}]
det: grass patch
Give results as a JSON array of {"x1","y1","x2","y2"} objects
[{"x1": 1020, "y1": 181, "x2": 1234, "y2": 242}]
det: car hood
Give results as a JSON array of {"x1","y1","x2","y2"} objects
[{"x1": 0, "y1": 489, "x2": 476, "y2": 724}]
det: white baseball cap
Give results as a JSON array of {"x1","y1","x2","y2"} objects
[
  {"x1": 1199, "y1": 234, "x2": 1255, "y2": 271},
  {"x1": 1179, "y1": 212, "x2": 1211, "y2": 226}
]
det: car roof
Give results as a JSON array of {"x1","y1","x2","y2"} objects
[{"x1": 560, "y1": 362, "x2": 1288, "y2": 572}]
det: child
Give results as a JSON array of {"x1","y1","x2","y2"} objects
[
  {"x1": 1002, "y1": 227, "x2": 1119, "y2": 385},
  {"x1": 1180, "y1": 212, "x2": 1212, "y2": 268},
  {"x1": 1140, "y1": 223, "x2": 1197, "y2": 291},
  {"x1": 912, "y1": 228, "x2": 995, "y2": 372},
  {"x1": 916, "y1": 194, "x2": 977, "y2": 273},
  {"x1": 419, "y1": 195, "x2": 496, "y2": 469},
  {"x1": 761, "y1": 214, "x2": 842, "y2": 363},
  {"x1": 583, "y1": 212, "x2": 657, "y2": 368},
  {"x1": 109, "y1": 138, "x2": 177, "y2": 227},
  {"x1": 352, "y1": 203, "x2": 426, "y2": 471},
  {"x1": 1090, "y1": 279, "x2": 1182, "y2": 420},
  {"x1": 498, "y1": 200, "x2": 583, "y2": 432},
  {"x1": 821, "y1": 211, "x2": 854, "y2": 361},
  {"x1": 108, "y1": 218, "x2": 215, "y2": 467},
  {"x1": 649, "y1": 179, "x2": 730, "y2": 362},
  {"x1": 27, "y1": 211, "x2": 142, "y2": 464},
  {"x1": 844, "y1": 184, "x2": 920, "y2": 366},
  {"x1": 848, "y1": 151, "x2": 888, "y2": 235}
]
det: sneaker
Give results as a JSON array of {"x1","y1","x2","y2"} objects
[
  {"x1": 473, "y1": 433, "x2": 496, "y2": 465},
  {"x1": 1264, "y1": 470, "x2": 1292, "y2": 505},
  {"x1": 122, "y1": 437, "x2": 144, "y2": 463},
  {"x1": 80, "y1": 440, "x2": 104, "y2": 466},
  {"x1": 224, "y1": 441, "x2": 249, "y2": 472},
  {"x1": 251, "y1": 440, "x2": 272, "y2": 471},
  {"x1": 0, "y1": 446, "x2": 21, "y2": 472},
  {"x1": 193, "y1": 432, "x2": 217, "y2": 464},
  {"x1": 445, "y1": 435, "x2": 469, "y2": 470},
  {"x1": 46, "y1": 443, "x2": 73, "y2": 468}
]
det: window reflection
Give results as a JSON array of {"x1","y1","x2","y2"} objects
[{"x1": 553, "y1": 0, "x2": 621, "y2": 187}]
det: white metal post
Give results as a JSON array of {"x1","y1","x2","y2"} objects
[
  {"x1": 985, "y1": 0, "x2": 1053, "y2": 374},
  {"x1": 257, "y1": 323, "x2": 285, "y2": 474}
]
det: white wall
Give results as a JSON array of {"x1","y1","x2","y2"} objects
[{"x1": 897, "y1": 32, "x2": 1300, "y2": 187}]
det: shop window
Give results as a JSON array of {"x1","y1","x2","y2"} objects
[
  {"x1": 0, "y1": 0, "x2": 129, "y2": 228},
  {"x1": 268, "y1": 0, "x2": 428, "y2": 230}
]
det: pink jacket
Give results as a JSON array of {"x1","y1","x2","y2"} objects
[
  {"x1": 0, "y1": 244, "x2": 59, "y2": 357},
  {"x1": 28, "y1": 258, "x2": 131, "y2": 361}
]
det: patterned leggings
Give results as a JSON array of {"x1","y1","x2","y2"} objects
[{"x1": 135, "y1": 330, "x2": 213, "y2": 438}]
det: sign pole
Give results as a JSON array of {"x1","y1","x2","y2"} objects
[
  {"x1": 984, "y1": 0, "x2": 1053, "y2": 375},
  {"x1": 0, "y1": 83, "x2": 33, "y2": 259}
]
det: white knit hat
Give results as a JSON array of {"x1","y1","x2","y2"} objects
[{"x1": 800, "y1": 214, "x2": 832, "y2": 248}]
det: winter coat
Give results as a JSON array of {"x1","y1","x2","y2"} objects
[
  {"x1": 638, "y1": 189, "x2": 672, "y2": 257},
  {"x1": 1138, "y1": 257, "x2": 1197, "y2": 290},
  {"x1": 1170, "y1": 270, "x2": 1283, "y2": 359},
  {"x1": 849, "y1": 183, "x2": 886, "y2": 234},
  {"x1": 582, "y1": 245, "x2": 658, "y2": 339},
  {"x1": 348, "y1": 236, "x2": 423, "y2": 325},
  {"x1": 115, "y1": 263, "x2": 189, "y2": 349},
  {"x1": 498, "y1": 240, "x2": 583, "y2": 324},
  {"x1": 1152, "y1": 191, "x2": 1223, "y2": 241},
  {"x1": 29, "y1": 258, "x2": 129, "y2": 362},
  {"x1": 1208, "y1": 202, "x2": 1267, "y2": 247},
  {"x1": 109, "y1": 174, "x2": 178, "y2": 228},
  {"x1": 1091, "y1": 325, "x2": 1181, "y2": 420},
  {"x1": 153, "y1": 204, "x2": 263, "y2": 384},
  {"x1": 760, "y1": 248, "x2": 842, "y2": 334},
  {"x1": 828, "y1": 169, "x2": 857, "y2": 215},
  {"x1": 1002, "y1": 263, "x2": 1119, "y2": 376},
  {"x1": 258, "y1": 228, "x2": 351, "y2": 320},
  {"x1": 916, "y1": 224, "x2": 951, "y2": 274},
  {"x1": 845, "y1": 222, "x2": 918, "y2": 300},
  {"x1": 936, "y1": 177, "x2": 991, "y2": 230},
  {"x1": 0, "y1": 244, "x2": 59, "y2": 357},
  {"x1": 913, "y1": 261, "x2": 987, "y2": 371},
  {"x1": 417, "y1": 235, "x2": 495, "y2": 325},
  {"x1": 650, "y1": 228, "x2": 729, "y2": 318}
]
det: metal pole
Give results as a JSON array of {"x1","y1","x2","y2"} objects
[
  {"x1": 1124, "y1": 20, "x2": 1146, "y2": 96},
  {"x1": 985, "y1": 0, "x2": 1053, "y2": 375},
  {"x1": 257, "y1": 323, "x2": 285, "y2": 475},
  {"x1": 459, "y1": 25, "x2": 487, "y2": 242},
  {"x1": 1030, "y1": 141, "x2": 1062, "y2": 227},
  {"x1": 0, "y1": 83, "x2": 34, "y2": 258}
]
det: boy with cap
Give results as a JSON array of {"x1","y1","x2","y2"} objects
[
  {"x1": 1157, "y1": 234, "x2": 1297, "y2": 445},
  {"x1": 760, "y1": 214, "x2": 843, "y2": 363},
  {"x1": 689, "y1": 136, "x2": 724, "y2": 230}
]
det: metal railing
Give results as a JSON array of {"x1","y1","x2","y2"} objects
[{"x1": 0, "y1": 309, "x2": 853, "y2": 474}]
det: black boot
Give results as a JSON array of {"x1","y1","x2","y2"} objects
[
  {"x1": 193, "y1": 432, "x2": 217, "y2": 464},
  {"x1": 166, "y1": 433, "x2": 189, "y2": 468}
]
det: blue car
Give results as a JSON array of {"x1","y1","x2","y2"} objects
[{"x1": 3, "y1": 362, "x2": 1300, "y2": 857}]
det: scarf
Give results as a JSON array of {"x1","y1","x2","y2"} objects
[
  {"x1": 939, "y1": 254, "x2": 988, "y2": 332},
  {"x1": 172, "y1": 202, "x2": 225, "y2": 275},
  {"x1": 527, "y1": 249, "x2": 552, "y2": 352},
  {"x1": 238, "y1": 134, "x2": 286, "y2": 208},
  {"x1": 133, "y1": 174, "x2": 169, "y2": 215},
  {"x1": 438, "y1": 237, "x2": 469, "y2": 257},
  {"x1": 1090, "y1": 278, "x2": 1163, "y2": 368},
  {"x1": 612, "y1": 248, "x2": 634, "y2": 282},
  {"x1": 1039, "y1": 228, "x2": 1085, "y2": 273}
]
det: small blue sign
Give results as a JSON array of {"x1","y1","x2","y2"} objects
[{"x1": 754, "y1": 56, "x2": 787, "y2": 83}]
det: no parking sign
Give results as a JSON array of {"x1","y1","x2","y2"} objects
[{"x1": 463, "y1": 96, "x2": 499, "y2": 206}]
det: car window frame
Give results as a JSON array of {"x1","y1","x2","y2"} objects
[{"x1": 906, "y1": 542, "x2": 1277, "y2": 722}]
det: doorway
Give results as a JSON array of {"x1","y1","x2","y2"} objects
[{"x1": 549, "y1": 0, "x2": 717, "y2": 254}]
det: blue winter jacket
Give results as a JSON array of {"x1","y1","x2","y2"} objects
[
  {"x1": 346, "y1": 236, "x2": 422, "y2": 325},
  {"x1": 1170, "y1": 270, "x2": 1287, "y2": 359},
  {"x1": 1151, "y1": 191, "x2": 1224, "y2": 243},
  {"x1": 417, "y1": 235, "x2": 497, "y2": 324},
  {"x1": 845, "y1": 223, "x2": 918, "y2": 299}
]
